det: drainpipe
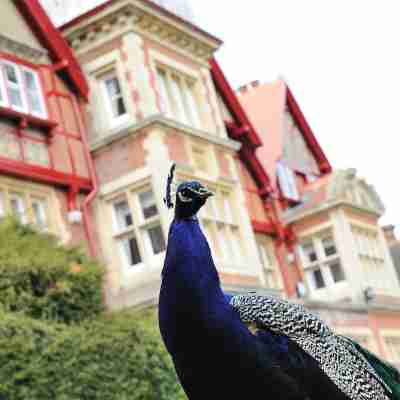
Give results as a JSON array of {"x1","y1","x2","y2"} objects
[{"x1": 72, "y1": 98, "x2": 98, "y2": 258}]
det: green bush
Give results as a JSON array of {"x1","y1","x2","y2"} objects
[
  {"x1": 0, "y1": 218, "x2": 185, "y2": 399},
  {"x1": 0, "y1": 218, "x2": 104, "y2": 324},
  {"x1": 0, "y1": 310, "x2": 185, "y2": 400}
]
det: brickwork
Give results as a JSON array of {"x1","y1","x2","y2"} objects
[{"x1": 94, "y1": 133, "x2": 147, "y2": 185}]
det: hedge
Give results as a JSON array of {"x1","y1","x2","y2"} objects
[
  {"x1": 0, "y1": 218, "x2": 185, "y2": 399},
  {"x1": 0, "y1": 218, "x2": 104, "y2": 324},
  {"x1": 0, "y1": 310, "x2": 185, "y2": 400}
]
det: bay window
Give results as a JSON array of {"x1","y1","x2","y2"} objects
[
  {"x1": 300, "y1": 231, "x2": 346, "y2": 292},
  {"x1": 199, "y1": 186, "x2": 243, "y2": 269},
  {"x1": 156, "y1": 65, "x2": 202, "y2": 129},
  {"x1": 101, "y1": 72, "x2": 127, "y2": 125},
  {"x1": 256, "y1": 238, "x2": 282, "y2": 290},
  {"x1": 0, "y1": 60, "x2": 46, "y2": 118},
  {"x1": 112, "y1": 188, "x2": 166, "y2": 272},
  {"x1": 276, "y1": 161, "x2": 299, "y2": 201},
  {"x1": 351, "y1": 225, "x2": 388, "y2": 289}
]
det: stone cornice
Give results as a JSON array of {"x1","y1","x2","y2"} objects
[
  {"x1": 0, "y1": 34, "x2": 47, "y2": 64},
  {"x1": 282, "y1": 199, "x2": 382, "y2": 225},
  {"x1": 62, "y1": 0, "x2": 221, "y2": 64},
  {"x1": 91, "y1": 114, "x2": 242, "y2": 153}
]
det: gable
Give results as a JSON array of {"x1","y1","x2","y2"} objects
[
  {"x1": 281, "y1": 109, "x2": 320, "y2": 175},
  {"x1": 343, "y1": 181, "x2": 385, "y2": 215},
  {"x1": 1, "y1": 1, "x2": 45, "y2": 53}
]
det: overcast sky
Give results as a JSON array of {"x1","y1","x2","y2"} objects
[{"x1": 192, "y1": 1, "x2": 400, "y2": 229}]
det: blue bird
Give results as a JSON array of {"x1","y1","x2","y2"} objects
[{"x1": 158, "y1": 165, "x2": 354, "y2": 399}]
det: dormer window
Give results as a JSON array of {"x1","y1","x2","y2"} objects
[
  {"x1": 276, "y1": 161, "x2": 299, "y2": 201},
  {"x1": 0, "y1": 60, "x2": 47, "y2": 119}
]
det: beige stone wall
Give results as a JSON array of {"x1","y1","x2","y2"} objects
[
  {"x1": 294, "y1": 205, "x2": 400, "y2": 303},
  {"x1": 1, "y1": 2, "x2": 45, "y2": 53}
]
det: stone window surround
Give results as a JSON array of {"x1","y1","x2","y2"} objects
[
  {"x1": 105, "y1": 178, "x2": 166, "y2": 276},
  {"x1": 0, "y1": 176, "x2": 57, "y2": 234},
  {"x1": 298, "y1": 228, "x2": 346, "y2": 293},
  {"x1": 256, "y1": 236, "x2": 283, "y2": 291}
]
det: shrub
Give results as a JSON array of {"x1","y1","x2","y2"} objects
[
  {"x1": 0, "y1": 217, "x2": 104, "y2": 324},
  {"x1": 0, "y1": 310, "x2": 185, "y2": 400}
]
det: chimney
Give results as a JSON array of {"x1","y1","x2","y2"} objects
[
  {"x1": 383, "y1": 225, "x2": 397, "y2": 245},
  {"x1": 237, "y1": 80, "x2": 260, "y2": 96}
]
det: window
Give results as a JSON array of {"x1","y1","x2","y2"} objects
[
  {"x1": 113, "y1": 200, "x2": 133, "y2": 232},
  {"x1": 102, "y1": 73, "x2": 127, "y2": 124},
  {"x1": 4, "y1": 63, "x2": 25, "y2": 111},
  {"x1": 10, "y1": 193, "x2": 27, "y2": 224},
  {"x1": 192, "y1": 146, "x2": 208, "y2": 173},
  {"x1": 351, "y1": 225, "x2": 388, "y2": 289},
  {"x1": 138, "y1": 190, "x2": 158, "y2": 220},
  {"x1": 0, "y1": 186, "x2": 52, "y2": 231},
  {"x1": 156, "y1": 66, "x2": 201, "y2": 128},
  {"x1": 112, "y1": 188, "x2": 166, "y2": 272},
  {"x1": 257, "y1": 239, "x2": 282, "y2": 290},
  {"x1": 121, "y1": 236, "x2": 142, "y2": 267},
  {"x1": 276, "y1": 161, "x2": 299, "y2": 201},
  {"x1": 145, "y1": 225, "x2": 166, "y2": 255},
  {"x1": 199, "y1": 185, "x2": 243, "y2": 269},
  {"x1": 0, "y1": 61, "x2": 46, "y2": 118},
  {"x1": 31, "y1": 197, "x2": 48, "y2": 230},
  {"x1": 23, "y1": 69, "x2": 46, "y2": 117},
  {"x1": 0, "y1": 192, "x2": 5, "y2": 218},
  {"x1": 300, "y1": 232, "x2": 345, "y2": 292}
]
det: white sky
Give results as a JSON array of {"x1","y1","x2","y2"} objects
[{"x1": 193, "y1": 1, "x2": 400, "y2": 230}]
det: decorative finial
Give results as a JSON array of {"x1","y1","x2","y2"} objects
[{"x1": 164, "y1": 163, "x2": 176, "y2": 209}]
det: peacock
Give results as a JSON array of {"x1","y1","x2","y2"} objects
[{"x1": 158, "y1": 164, "x2": 398, "y2": 400}]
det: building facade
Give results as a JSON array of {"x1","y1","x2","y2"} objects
[
  {"x1": 58, "y1": 0, "x2": 273, "y2": 309},
  {"x1": 0, "y1": 1, "x2": 94, "y2": 252},
  {"x1": 36, "y1": 0, "x2": 400, "y2": 365},
  {"x1": 237, "y1": 80, "x2": 400, "y2": 367}
]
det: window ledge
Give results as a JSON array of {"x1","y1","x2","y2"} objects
[
  {"x1": 90, "y1": 114, "x2": 242, "y2": 152},
  {"x1": 0, "y1": 106, "x2": 57, "y2": 135}
]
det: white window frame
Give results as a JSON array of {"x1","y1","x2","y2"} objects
[
  {"x1": 156, "y1": 65, "x2": 202, "y2": 129},
  {"x1": 299, "y1": 232, "x2": 345, "y2": 292},
  {"x1": 276, "y1": 161, "x2": 299, "y2": 201},
  {"x1": 3, "y1": 61, "x2": 27, "y2": 113},
  {"x1": 101, "y1": 72, "x2": 128, "y2": 127},
  {"x1": 112, "y1": 199, "x2": 134, "y2": 234},
  {"x1": 119, "y1": 235, "x2": 144, "y2": 270},
  {"x1": 21, "y1": 67, "x2": 47, "y2": 119},
  {"x1": 0, "y1": 67, "x2": 8, "y2": 108},
  {"x1": 31, "y1": 197, "x2": 48, "y2": 231},
  {"x1": 0, "y1": 60, "x2": 47, "y2": 118},
  {"x1": 257, "y1": 240, "x2": 282, "y2": 290},
  {"x1": 10, "y1": 193, "x2": 28, "y2": 225}
]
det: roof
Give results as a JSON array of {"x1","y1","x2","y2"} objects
[
  {"x1": 389, "y1": 243, "x2": 400, "y2": 283},
  {"x1": 282, "y1": 169, "x2": 385, "y2": 223},
  {"x1": 60, "y1": 0, "x2": 222, "y2": 46},
  {"x1": 237, "y1": 80, "x2": 332, "y2": 186},
  {"x1": 210, "y1": 58, "x2": 272, "y2": 194},
  {"x1": 16, "y1": 0, "x2": 89, "y2": 99}
]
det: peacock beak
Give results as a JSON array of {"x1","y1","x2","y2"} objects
[{"x1": 198, "y1": 187, "x2": 213, "y2": 199}]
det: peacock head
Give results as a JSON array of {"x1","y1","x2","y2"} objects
[
  {"x1": 164, "y1": 164, "x2": 213, "y2": 220},
  {"x1": 174, "y1": 181, "x2": 213, "y2": 220}
]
